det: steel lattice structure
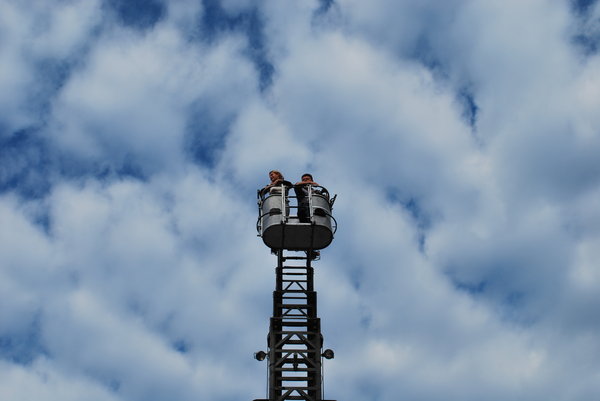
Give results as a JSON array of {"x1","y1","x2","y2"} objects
[{"x1": 253, "y1": 183, "x2": 337, "y2": 401}]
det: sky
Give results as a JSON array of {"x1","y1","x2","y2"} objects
[{"x1": 1, "y1": 0, "x2": 600, "y2": 400}]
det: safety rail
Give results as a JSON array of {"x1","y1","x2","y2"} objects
[
  {"x1": 257, "y1": 184, "x2": 337, "y2": 234},
  {"x1": 257, "y1": 183, "x2": 337, "y2": 251}
]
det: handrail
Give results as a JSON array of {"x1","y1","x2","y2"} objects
[
  {"x1": 318, "y1": 210, "x2": 338, "y2": 235},
  {"x1": 257, "y1": 183, "x2": 337, "y2": 236},
  {"x1": 258, "y1": 184, "x2": 331, "y2": 202}
]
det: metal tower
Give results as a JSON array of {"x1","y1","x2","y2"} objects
[{"x1": 254, "y1": 182, "x2": 337, "y2": 401}]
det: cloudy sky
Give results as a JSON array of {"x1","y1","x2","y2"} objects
[{"x1": 2, "y1": 0, "x2": 600, "y2": 400}]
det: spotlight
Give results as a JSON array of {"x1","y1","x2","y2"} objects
[
  {"x1": 254, "y1": 351, "x2": 267, "y2": 361},
  {"x1": 321, "y1": 349, "x2": 334, "y2": 359}
]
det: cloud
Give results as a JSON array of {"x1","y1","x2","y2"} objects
[
  {"x1": 1, "y1": 1, "x2": 600, "y2": 400},
  {"x1": 0, "y1": 0, "x2": 101, "y2": 134},
  {"x1": 48, "y1": 23, "x2": 258, "y2": 175},
  {"x1": 0, "y1": 358, "x2": 120, "y2": 401}
]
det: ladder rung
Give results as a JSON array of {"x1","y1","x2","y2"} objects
[
  {"x1": 275, "y1": 385, "x2": 318, "y2": 390},
  {"x1": 276, "y1": 368, "x2": 318, "y2": 372},
  {"x1": 279, "y1": 377, "x2": 310, "y2": 381},
  {"x1": 274, "y1": 349, "x2": 318, "y2": 353},
  {"x1": 281, "y1": 340, "x2": 309, "y2": 345},
  {"x1": 280, "y1": 317, "x2": 314, "y2": 326}
]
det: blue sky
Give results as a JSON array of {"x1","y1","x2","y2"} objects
[{"x1": 2, "y1": 0, "x2": 600, "y2": 400}]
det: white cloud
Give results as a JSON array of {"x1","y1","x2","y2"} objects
[
  {"x1": 0, "y1": 358, "x2": 120, "y2": 401},
  {"x1": 0, "y1": 0, "x2": 101, "y2": 134},
  {"x1": 49, "y1": 24, "x2": 258, "y2": 173},
  {"x1": 218, "y1": 99, "x2": 312, "y2": 188},
  {"x1": 2, "y1": 0, "x2": 600, "y2": 400}
]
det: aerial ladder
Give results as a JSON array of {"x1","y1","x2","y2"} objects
[{"x1": 253, "y1": 181, "x2": 337, "y2": 401}]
